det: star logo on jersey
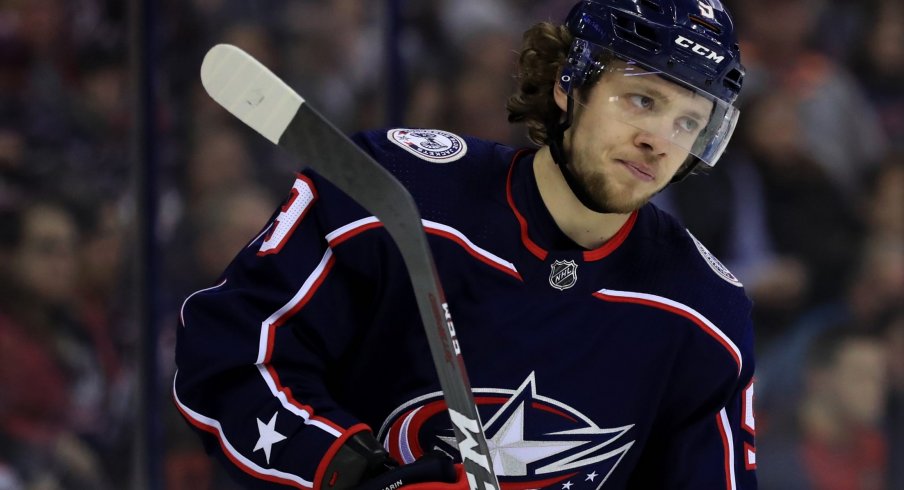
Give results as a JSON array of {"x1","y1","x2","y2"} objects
[
  {"x1": 549, "y1": 260, "x2": 578, "y2": 291},
  {"x1": 254, "y1": 412, "x2": 287, "y2": 465},
  {"x1": 380, "y1": 373, "x2": 635, "y2": 489}
]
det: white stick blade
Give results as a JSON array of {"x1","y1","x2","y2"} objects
[{"x1": 200, "y1": 44, "x2": 304, "y2": 144}]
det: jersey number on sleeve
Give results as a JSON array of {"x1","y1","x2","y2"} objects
[
  {"x1": 741, "y1": 380, "x2": 756, "y2": 470},
  {"x1": 258, "y1": 174, "x2": 317, "y2": 256}
]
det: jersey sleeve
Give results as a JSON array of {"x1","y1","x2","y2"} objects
[
  {"x1": 627, "y1": 209, "x2": 758, "y2": 489},
  {"x1": 629, "y1": 303, "x2": 757, "y2": 490},
  {"x1": 173, "y1": 172, "x2": 374, "y2": 489},
  {"x1": 629, "y1": 312, "x2": 757, "y2": 490}
]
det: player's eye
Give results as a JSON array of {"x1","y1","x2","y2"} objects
[
  {"x1": 627, "y1": 94, "x2": 654, "y2": 111},
  {"x1": 676, "y1": 116, "x2": 701, "y2": 134}
]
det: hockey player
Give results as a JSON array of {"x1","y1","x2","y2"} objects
[{"x1": 174, "y1": 0, "x2": 757, "y2": 488}]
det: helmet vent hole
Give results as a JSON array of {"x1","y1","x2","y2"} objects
[
  {"x1": 639, "y1": 0, "x2": 664, "y2": 14},
  {"x1": 612, "y1": 15, "x2": 660, "y2": 48},
  {"x1": 634, "y1": 23, "x2": 659, "y2": 44},
  {"x1": 724, "y1": 68, "x2": 743, "y2": 91},
  {"x1": 689, "y1": 15, "x2": 722, "y2": 34}
]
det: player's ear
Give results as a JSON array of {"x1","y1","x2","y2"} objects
[{"x1": 553, "y1": 77, "x2": 569, "y2": 113}]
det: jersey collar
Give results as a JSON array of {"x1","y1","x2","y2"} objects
[{"x1": 506, "y1": 150, "x2": 638, "y2": 262}]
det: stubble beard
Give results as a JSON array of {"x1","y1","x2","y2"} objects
[{"x1": 570, "y1": 163, "x2": 658, "y2": 214}]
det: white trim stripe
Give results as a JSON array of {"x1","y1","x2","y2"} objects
[
  {"x1": 247, "y1": 222, "x2": 273, "y2": 249},
  {"x1": 255, "y1": 364, "x2": 342, "y2": 437},
  {"x1": 326, "y1": 217, "x2": 520, "y2": 278},
  {"x1": 255, "y1": 249, "x2": 342, "y2": 437},
  {"x1": 719, "y1": 408, "x2": 737, "y2": 490},
  {"x1": 173, "y1": 371, "x2": 313, "y2": 488},
  {"x1": 180, "y1": 279, "x2": 228, "y2": 327},
  {"x1": 596, "y1": 289, "x2": 742, "y2": 375},
  {"x1": 422, "y1": 220, "x2": 519, "y2": 276},
  {"x1": 257, "y1": 249, "x2": 333, "y2": 364},
  {"x1": 325, "y1": 217, "x2": 381, "y2": 243}
]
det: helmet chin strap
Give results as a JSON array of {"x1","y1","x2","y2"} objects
[{"x1": 547, "y1": 93, "x2": 612, "y2": 214}]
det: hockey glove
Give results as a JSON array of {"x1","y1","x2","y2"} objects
[
  {"x1": 319, "y1": 432, "x2": 466, "y2": 490},
  {"x1": 355, "y1": 452, "x2": 466, "y2": 490}
]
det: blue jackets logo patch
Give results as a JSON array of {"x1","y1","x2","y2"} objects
[
  {"x1": 549, "y1": 260, "x2": 578, "y2": 290},
  {"x1": 379, "y1": 373, "x2": 635, "y2": 489},
  {"x1": 387, "y1": 129, "x2": 468, "y2": 163}
]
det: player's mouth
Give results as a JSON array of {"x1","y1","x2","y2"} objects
[{"x1": 615, "y1": 159, "x2": 655, "y2": 182}]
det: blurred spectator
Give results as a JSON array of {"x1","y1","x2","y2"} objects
[
  {"x1": 160, "y1": 124, "x2": 261, "y2": 243},
  {"x1": 884, "y1": 310, "x2": 904, "y2": 489},
  {"x1": 863, "y1": 154, "x2": 904, "y2": 242},
  {"x1": 799, "y1": 327, "x2": 889, "y2": 489},
  {"x1": 447, "y1": 29, "x2": 522, "y2": 144},
  {"x1": 282, "y1": 1, "x2": 385, "y2": 131},
  {"x1": 741, "y1": 90, "x2": 862, "y2": 334},
  {"x1": 71, "y1": 195, "x2": 136, "y2": 485},
  {"x1": 759, "y1": 326, "x2": 889, "y2": 489},
  {"x1": 0, "y1": 110, "x2": 26, "y2": 209},
  {"x1": 734, "y1": 0, "x2": 888, "y2": 199},
  {"x1": 0, "y1": 198, "x2": 111, "y2": 489},
  {"x1": 852, "y1": 0, "x2": 904, "y2": 151}
]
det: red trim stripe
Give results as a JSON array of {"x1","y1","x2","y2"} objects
[
  {"x1": 328, "y1": 219, "x2": 521, "y2": 281},
  {"x1": 582, "y1": 210, "x2": 638, "y2": 261},
  {"x1": 172, "y1": 392, "x2": 312, "y2": 489},
  {"x1": 425, "y1": 227, "x2": 522, "y2": 281},
  {"x1": 313, "y1": 424, "x2": 371, "y2": 490},
  {"x1": 592, "y1": 291, "x2": 742, "y2": 373},
  {"x1": 329, "y1": 221, "x2": 384, "y2": 247},
  {"x1": 262, "y1": 254, "x2": 345, "y2": 433},
  {"x1": 266, "y1": 255, "x2": 336, "y2": 359},
  {"x1": 505, "y1": 149, "x2": 547, "y2": 260}
]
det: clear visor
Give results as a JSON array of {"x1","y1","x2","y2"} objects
[{"x1": 566, "y1": 47, "x2": 740, "y2": 168}]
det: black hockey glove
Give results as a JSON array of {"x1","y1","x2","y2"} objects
[
  {"x1": 319, "y1": 432, "x2": 464, "y2": 490},
  {"x1": 355, "y1": 451, "x2": 463, "y2": 490}
]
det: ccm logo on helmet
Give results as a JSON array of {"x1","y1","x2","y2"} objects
[{"x1": 675, "y1": 36, "x2": 725, "y2": 64}]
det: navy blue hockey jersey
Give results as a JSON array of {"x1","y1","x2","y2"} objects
[{"x1": 174, "y1": 129, "x2": 757, "y2": 489}]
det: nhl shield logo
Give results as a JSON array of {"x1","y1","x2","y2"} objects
[{"x1": 549, "y1": 260, "x2": 578, "y2": 290}]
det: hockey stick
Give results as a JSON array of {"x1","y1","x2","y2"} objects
[{"x1": 200, "y1": 44, "x2": 498, "y2": 490}]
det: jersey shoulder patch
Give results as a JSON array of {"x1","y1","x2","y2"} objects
[
  {"x1": 687, "y1": 230, "x2": 743, "y2": 287},
  {"x1": 386, "y1": 128, "x2": 468, "y2": 163}
]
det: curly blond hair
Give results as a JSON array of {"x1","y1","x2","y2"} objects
[{"x1": 506, "y1": 22, "x2": 573, "y2": 146}]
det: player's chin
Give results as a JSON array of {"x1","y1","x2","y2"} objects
[
  {"x1": 606, "y1": 182, "x2": 660, "y2": 213},
  {"x1": 605, "y1": 196, "x2": 650, "y2": 214},
  {"x1": 588, "y1": 188, "x2": 651, "y2": 214},
  {"x1": 582, "y1": 175, "x2": 651, "y2": 214}
]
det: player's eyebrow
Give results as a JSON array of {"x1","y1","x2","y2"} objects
[{"x1": 633, "y1": 83, "x2": 709, "y2": 121}]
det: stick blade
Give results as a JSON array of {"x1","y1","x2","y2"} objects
[{"x1": 200, "y1": 44, "x2": 304, "y2": 144}]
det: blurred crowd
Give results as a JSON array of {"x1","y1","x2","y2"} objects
[{"x1": 0, "y1": 0, "x2": 900, "y2": 488}]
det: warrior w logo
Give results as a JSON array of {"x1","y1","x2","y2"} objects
[{"x1": 549, "y1": 260, "x2": 578, "y2": 290}]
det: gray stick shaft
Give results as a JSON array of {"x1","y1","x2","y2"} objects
[{"x1": 281, "y1": 105, "x2": 499, "y2": 490}]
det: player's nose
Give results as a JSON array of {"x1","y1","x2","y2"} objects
[{"x1": 632, "y1": 128, "x2": 670, "y2": 157}]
